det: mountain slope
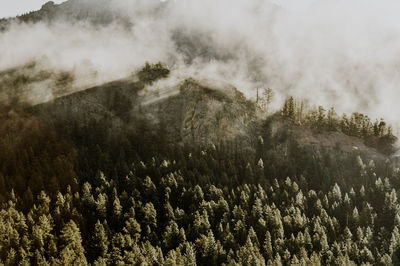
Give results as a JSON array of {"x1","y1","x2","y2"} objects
[{"x1": 31, "y1": 75, "x2": 257, "y2": 146}]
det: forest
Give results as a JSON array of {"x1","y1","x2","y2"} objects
[{"x1": 0, "y1": 76, "x2": 400, "y2": 265}]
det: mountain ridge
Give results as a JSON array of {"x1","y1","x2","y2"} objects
[{"x1": 26, "y1": 64, "x2": 396, "y2": 163}]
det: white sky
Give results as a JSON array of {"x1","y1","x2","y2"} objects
[{"x1": 0, "y1": 0, "x2": 66, "y2": 18}]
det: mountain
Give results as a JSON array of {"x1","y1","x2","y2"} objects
[
  {"x1": 28, "y1": 62, "x2": 394, "y2": 156},
  {"x1": 3, "y1": 63, "x2": 395, "y2": 265},
  {"x1": 2, "y1": 1, "x2": 400, "y2": 265},
  {"x1": 23, "y1": 63, "x2": 397, "y2": 195},
  {"x1": 2, "y1": 0, "x2": 114, "y2": 25},
  {"x1": 0, "y1": 0, "x2": 164, "y2": 28},
  {"x1": 31, "y1": 67, "x2": 257, "y2": 147}
]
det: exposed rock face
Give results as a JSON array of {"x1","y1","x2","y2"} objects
[{"x1": 142, "y1": 79, "x2": 256, "y2": 145}]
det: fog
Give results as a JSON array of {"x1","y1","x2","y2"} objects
[{"x1": 1, "y1": 0, "x2": 400, "y2": 128}]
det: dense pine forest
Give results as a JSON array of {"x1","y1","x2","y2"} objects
[{"x1": 0, "y1": 64, "x2": 400, "y2": 265}]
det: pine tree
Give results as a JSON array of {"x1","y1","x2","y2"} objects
[
  {"x1": 123, "y1": 218, "x2": 141, "y2": 243},
  {"x1": 58, "y1": 220, "x2": 87, "y2": 265},
  {"x1": 90, "y1": 220, "x2": 109, "y2": 260},
  {"x1": 96, "y1": 193, "x2": 108, "y2": 219},
  {"x1": 263, "y1": 231, "x2": 273, "y2": 260},
  {"x1": 163, "y1": 220, "x2": 186, "y2": 250},
  {"x1": 237, "y1": 234, "x2": 265, "y2": 265}
]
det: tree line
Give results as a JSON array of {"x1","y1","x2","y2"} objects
[{"x1": 281, "y1": 96, "x2": 397, "y2": 154}]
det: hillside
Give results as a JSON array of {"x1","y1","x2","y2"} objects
[
  {"x1": 2, "y1": 1, "x2": 400, "y2": 265},
  {"x1": 0, "y1": 67, "x2": 398, "y2": 264}
]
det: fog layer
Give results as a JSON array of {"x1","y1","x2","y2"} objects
[{"x1": 1, "y1": 0, "x2": 400, "y2": 125}]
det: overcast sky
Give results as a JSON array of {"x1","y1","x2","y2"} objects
[{"x1": 0, "y1": 0, "x2": 66, "y2": 18}]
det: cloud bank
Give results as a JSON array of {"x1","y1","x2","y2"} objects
[{"x1": 1, "y1": 0, "x2": 400, "y2": 127}]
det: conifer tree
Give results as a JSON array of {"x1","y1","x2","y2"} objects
[{"x1": 58, "y1": 220, "x2": 87, "y2": 265}]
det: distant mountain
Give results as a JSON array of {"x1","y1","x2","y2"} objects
[{"x1": 0, "y1": 0, "x2": 165, "y2": 28}]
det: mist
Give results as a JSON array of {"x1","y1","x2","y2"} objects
[{"x1": 1, "y1": 0, "x2": 400, "y2": 127}]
